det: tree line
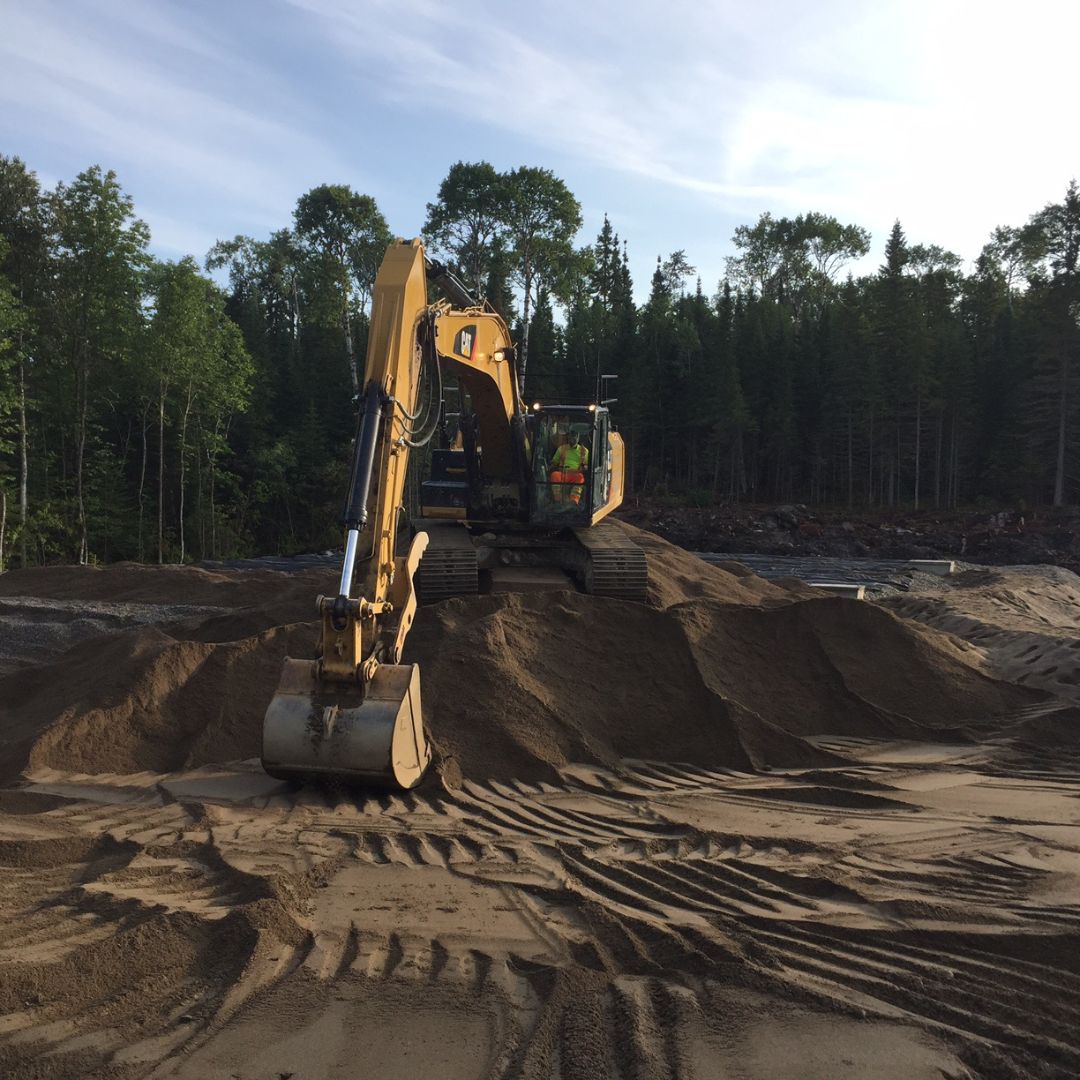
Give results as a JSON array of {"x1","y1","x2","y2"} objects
[{"x1": 0, "y1": 152, "x2": 1077, "y2": 567}]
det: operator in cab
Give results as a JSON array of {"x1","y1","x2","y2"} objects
[{"x1": 550, "y1": 428, "x2": 589, "y2": 505}]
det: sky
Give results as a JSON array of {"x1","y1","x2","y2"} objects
[{"x1": 1, "y1": 0, "x2": 1077, "y2": 300}]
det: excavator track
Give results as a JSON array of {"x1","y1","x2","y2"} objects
[
  {"x1": 414, "y1": 521, "x2": 479, "y2": 602},
  {"x1": 574, "y1": 522, "x2": 649, "y2": 602}
]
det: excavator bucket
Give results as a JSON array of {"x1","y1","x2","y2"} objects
[{"x1": 261, "y1": 658, "x2": 430, "y2": 789}]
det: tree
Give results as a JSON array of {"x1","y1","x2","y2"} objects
[
  {"x1": 1028, "y1": 180, "x2": 1080, "y2": 505},
  {"x1": 726, "y1": 211, "x2": 869, "y2": 310},
  {"x1": 293, "y1": 185, "x2": 391, "y2": 396},
  {"x1": 803, "y1": 211, "x2": 871, "y2": 283},
  {"x1": 0, "y1": 243, "x2": 25, "y2": 570},
  {"x1": 422, "y1": 161, "x2": 505, "y2": 298},
  {"x1": 499, "y1": 167, "x2": 582, "y2": 385},
  {"x1": 871, "y1": 220, "x2": 919, "y2": 504},
  {"x1": 563, "y1": 217, "x2": 637, "y2": 448},
  {"x1": 49, "y1": 167, "x2": 149, "y2": 562},
  {"x1": 908, "y1": 244, "x2": 963, "y2": 507},
  {"x1": 145, "y1": 258, "x2": 253, "y2": 562},
  {"x1": 0, "y1": 156, "x2": 48, "y2": 567}
]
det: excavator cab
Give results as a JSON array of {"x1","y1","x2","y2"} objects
[{"x1": 529, "y1": 404, "x2": 612, "y2": 525}]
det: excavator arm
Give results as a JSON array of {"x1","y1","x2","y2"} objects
[{"x1": 261, "y1": 239, "x2": 518, "y2": 788}]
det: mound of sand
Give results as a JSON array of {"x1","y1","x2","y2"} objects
[
  {"x1": 406, "y1": 591, "x2": 1037, "y2": 784},
  {"x1": 880, "y1": 564, "x2": 1080, "y2": 701},
  {"x1": 0, "y1": 561, "x2": 333, "y2": 609},
  {"x1": 607, "y1": 518, "x2": 821, "y2": 609},
  {"x1": 0, "y1": 523, "x2": 1043, "y2": 785},
  {"x1": 3, "y1": 624, "x2": 317, "y2": 781}
]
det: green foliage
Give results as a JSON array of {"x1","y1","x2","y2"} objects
[
  {"x1": 726, "y1": 211, "x2": 869, "y2": 310},
  {"x1": 293, "y1": 184, "x2": 392, "y2": 396},
  {"x1": 0, "y1": 241, "x2": 25, "y2": 460},
  {"x1": 422, "y1": 161, "x2": 505, "y2": 297},
  {"x1": 4, "y1": 153, "x2": 1080, "y2": 571},
  {"x1": 293, "y1": 184, "x2": 391, "y2": 301}
]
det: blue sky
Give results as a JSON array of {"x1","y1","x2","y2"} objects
[{"x1": 2, "y1": 0, "x2": 1076, "y2": 300}]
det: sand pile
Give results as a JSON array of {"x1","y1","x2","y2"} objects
[
  {"x1": 3, "y1": 624, "x2": 318, "y2": 780},
  {"x1": 880, "y1": 564, "x2": 1080, "y2": 702},
  {"x1": 607, "y1": 518, "x2": 821, "y2": 608},
  {"x1": 0, "y1": 523, "x2": 1041, "y2": 785},
  {"x1": 405, "y1": 590, "x2": 1037, "y2": 783},
  {"x1": 0, "y1": 561, "x2": 331, "y2": 608},
  {"x1": 0, "y1": 562, "x2": 331, "y2": 780},
  {"x1": 4, "y1": 528, "x2": 1080, "y2": 1080}
]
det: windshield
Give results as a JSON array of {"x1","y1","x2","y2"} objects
[{"x1": 532, "y1": 412, "x2": 593, "y2": 517}]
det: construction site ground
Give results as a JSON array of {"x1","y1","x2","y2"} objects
[{"x1": 2, "y1": 520, "x2": 1080, "y2": 1079}]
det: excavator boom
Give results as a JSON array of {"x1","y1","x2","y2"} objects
[{"x1": 261, "y1": 239, "x2": 516, "y2": 788}]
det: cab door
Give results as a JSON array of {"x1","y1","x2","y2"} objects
[{"x1": 592, "y1": 411, "x2": 610, "y2": 512}]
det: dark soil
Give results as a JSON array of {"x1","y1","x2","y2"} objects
[{"x1": 616, "y1": 501, "x2": 1080, "y2": 571}]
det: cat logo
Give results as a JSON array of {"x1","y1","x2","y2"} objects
[{"x1": 453, "y1": 325, "x2": 476, "y2": 359}]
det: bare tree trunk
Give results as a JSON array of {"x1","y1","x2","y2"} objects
[
  {"x1": 196, "y1": 422, "x2": 204, "y2": 560},
  {"x1": 914, "y1": 393, "x2": 922, "y2": 510},
  {"x1": 934, "y1": 412, "x2": 943, "y2": 509},
  {"x1": 209, "y1": 436, "x2": 217, "y2": 560},
  {"x1": 17, "y1": 357, "x2": 27, "y2": 568},
  {"x1": 158, "y1": 381, "x2": 166, "y2": 564},
  {"x1": 137, "y1": 401, "x2": 149, "y2": 561},
  {"x1": 341, "y1": 277, "x2": 358, "y2": 397},
  {"x1": 76, "y1": 363, "x2": 88, "y2": 564},
  {"x1": 1054, "y1": 354, "x2": 1067, "y2": 507},
  {"x1": 949, "y1": 421, "x2": 959, "y2": 510},
  {"x1": 896, "y1": 415, "x2": 902, "y2": 507},
  {"x1": 847, "y1": 412, "x2": 854, "y2": 508},
  {"x1": 518, "y1": 260, "x2": 533, "y2": 393},
  {"x1": 734, "y1": 431, "x2": 745, "y2": 500},
  {"x1": 177, "y1": 381, "x2": 194, "y2": 564},
  {"x1": 866, "y1": 409, "x2": 873, "y2": 508},
  {"x1": 0, "y1": 488, "x2": 7, "y2": 573}
]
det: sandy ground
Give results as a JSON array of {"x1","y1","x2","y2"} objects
[{"x1": 1, "y1": 530, "x2": 1079, "y2": 1079}]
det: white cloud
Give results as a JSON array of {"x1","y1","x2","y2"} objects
[
  {"x1": 0, "y1": 0, "x2": 353, "y2": 245},
  {"x1": 2, "y1": 0, "x2": 1076, "y2": 274},
  {"x1": 287, "y1": 0, "x2": 1079, "y2": 263}
]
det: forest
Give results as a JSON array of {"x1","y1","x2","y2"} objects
[{"x1": 0, "y1": 154, "x2": 1078, "y2": 567}]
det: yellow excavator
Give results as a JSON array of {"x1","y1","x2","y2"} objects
[{"x1": 261, "y1": 239, "x2": 645, "y2": 789}]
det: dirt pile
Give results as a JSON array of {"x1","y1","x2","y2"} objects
[
  {"x1": 4, "y1": 527, "x2": 1080, "y2": 1080},
  {"x1": 0, "y1": 561, "x2": 332, "y2": 608},
  {"x1": 0, "y1": 561, "x2": 331, "y2": 780},
  {"x1": 607, "y1": 518, "x2": 822, "y2": 608},
  {"x1": 879, "y1": 564, "x2": 1080, "y2": 702},
  {"x1": 618, "y1": 499, "x2": 1080, "y2": 570},
  {"x1": 405, "y1": 590, "x2": 1037, "y2": 783},
  {"x1": 0, "y1": 523, "x2": 1041, "y2": 784},
  {"x1": 3, "y1": 623, "x2": 318, "y2": 780}
]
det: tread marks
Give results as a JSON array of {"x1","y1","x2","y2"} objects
[{"x1": 749, "y1": 921, "x2": 1080, "y2": 1073}]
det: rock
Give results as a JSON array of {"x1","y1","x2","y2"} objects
[{"x1": 773, "y1": 505, "x2": 801, "y2": 529}]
